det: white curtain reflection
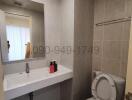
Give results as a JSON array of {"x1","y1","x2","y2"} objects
[{"x1": 6, "y1": 25, "x2": 30, "y2": 61}]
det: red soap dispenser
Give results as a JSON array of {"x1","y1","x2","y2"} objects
[{"x1": 49, "y1": 62, "x2": 55, "y2": 73}]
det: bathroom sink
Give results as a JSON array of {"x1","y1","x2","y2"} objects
[
  {"x1": 4, "y1": 68, "x2": 50, "y2": 90},
  {"x1": 4, "y1": 65, "x2": 73, "y2": 100}
]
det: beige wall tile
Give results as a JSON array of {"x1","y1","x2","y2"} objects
[
  {"x1": 104, "y1": 0, "x2": 126, "y2": 21},
  {"x1": 104, "y1": 23, "x2": 123, "y2": 41},
  {"x1": 120, "y1": 61, "x2": 128, "y2": 78},
  {"x1": 94, "y1": 26, "x2": 103, "y2": 41},
  {"x1": 101, "y1": 58, "x2": 121, "y2": 76},
  {"x1": 125, "y1": 0, "x2": 132, "y2": 16},
  {"x1": 92, "y1": 55, "x2": 101, "y2": 71},
  {"x1": 93, "y1": 41, "x2": 102, "y2": 57},
  {"x1": 94, "y1": 0, "x2": 105, "y2": 23},
  {"x1": 93, "y1": 0, "x2": 131, "y2": 79},
  {"x1": 121, "y1": 41, "x2": 129, "y2": 62},
  {"x1": 122, "y1": 21, "x2": 131, "y2": 41},
  {"x1": 103, "y1": 41, "x2": 121, "y2": 60},
  {"x1": 119, "y1": 41, "x2": 129, "y2": 78}
]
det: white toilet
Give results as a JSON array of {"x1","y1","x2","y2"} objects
[{"x1": 87, "y1": 72, "x2": 125, "y2": 100}]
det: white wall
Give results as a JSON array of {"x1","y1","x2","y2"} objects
[
  {"x1": 3, "y1": 0, "x2": 62, "y2": 100},
  {"x1": 3, "y1": 0, "x2": 74, "y2": 77},
  {"x1": 44, "y1": 0, "x2": 62, "y2": 64},
  {"x1": 2, "y1": 0, "x2": 75, "y2": 100},
  {"x1": 60, "y1": 0, "x2": 74, "y2": 69},
  {"x1": 3, "y1": 0, "x2": 62, "y2": 75}
]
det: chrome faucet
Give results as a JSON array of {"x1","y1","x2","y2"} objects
[{"x1": 26, "y1": 62, "x2": 30, "y2": 73}]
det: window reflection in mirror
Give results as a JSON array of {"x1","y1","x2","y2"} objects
[
  {"x1": 6, "y1": 14, "x2": 31, "y2": 61},
  {"x1": 0, "y1": 0, "x2": 45, "y2": 63}
]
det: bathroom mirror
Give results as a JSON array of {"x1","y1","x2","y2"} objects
[{"x1": 0, "y1": 0, "x2": 45, "y2": 63}]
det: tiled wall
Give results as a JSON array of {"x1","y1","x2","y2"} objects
[{"x1": 93, "y1": 0, "x2": 131, "y2": 78}]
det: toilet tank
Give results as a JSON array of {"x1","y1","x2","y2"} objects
[
  {"x1": 109, "y1": 74, "x2": 125, "y2": 100},
  {"x1": 93, "y1": 71, "x2": 125, "y2": 100}
]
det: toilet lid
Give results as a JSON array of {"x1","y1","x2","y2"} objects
[{"x1": 92, "y1": 73, "x2": 116, "y2": 100}]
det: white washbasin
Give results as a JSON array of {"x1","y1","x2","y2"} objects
[
  {"x1": 4, "y1": 68, "x2": 50, "y2": 90},
  {"x1": 4, "y1": 65, "x2": 73, "y2": 100}
]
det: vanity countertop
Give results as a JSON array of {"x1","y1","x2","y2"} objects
[{"x1": 4, "y1": 65, "x2": 73, "y2": 100}]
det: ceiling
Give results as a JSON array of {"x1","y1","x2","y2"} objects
[{"x1": 0, "y1": 0, "x2": 44, "y2": 13}]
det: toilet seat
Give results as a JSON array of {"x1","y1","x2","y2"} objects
[{"x1": 92, "y1": 73, "x2": 117, "y2": 100}]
